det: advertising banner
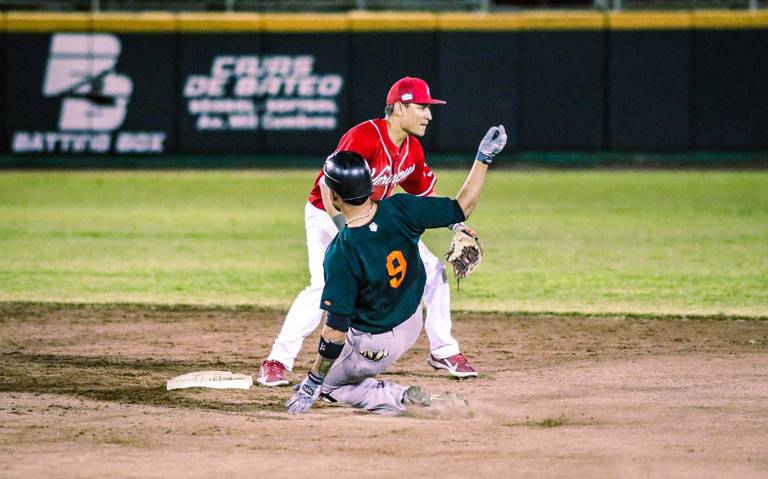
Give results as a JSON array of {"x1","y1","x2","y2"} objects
[
  {"x1": 6, "y1": 31, "x2": 176, "y2": 155},
  {"x1": 179, "y1": 33, "x2": 263, "y2": 154},
  {"x1": 260, "y1": 32, "x2": 349, "y2": 155},
  {"x1": 179, "y1": 32, "x2": 348, "y2": 154},
  {"x1": 3, "y1": 11, "x2": 768, "y2": 163}
]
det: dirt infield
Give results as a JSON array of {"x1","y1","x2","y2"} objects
[{"x1": 1, "y1": 304, "x2": 767, "y2": 478}]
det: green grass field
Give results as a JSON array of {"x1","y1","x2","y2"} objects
[{"x1": 1, "y1": 170, "x2": 766, "y2": 317}]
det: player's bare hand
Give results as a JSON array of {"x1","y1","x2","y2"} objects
[
  {"x1": 285, "y1": 371, "x2": 324, "y2": 415},
  {"x1": 476, "y1": 125, "x2": 507, "y2": 164}
]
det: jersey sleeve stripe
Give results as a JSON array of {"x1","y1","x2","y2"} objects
[
  {"x1": 368, "y1": 120, "x2": 392, "y2": 163},
  {"x1": 398, "y1": 136, "x2": 410, "y2": 170},
  {"x1": 369, "y1": 119, "x2": 395, "y2": 198},
  {"x1": 414, "y1": 175, "x2": 437, "y2": 197}
]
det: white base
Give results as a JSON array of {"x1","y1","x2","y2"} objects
[{"x1": 166, "y1": 370, "x2": 253, "y2": 391}]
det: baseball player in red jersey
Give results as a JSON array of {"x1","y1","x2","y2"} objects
[{"x1": 258, "y1": 76, "x2": 478, "y2": 386}]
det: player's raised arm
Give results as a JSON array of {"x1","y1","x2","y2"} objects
[{"x1": 456, "y1": 125, "x2": 507, "y2": 219}]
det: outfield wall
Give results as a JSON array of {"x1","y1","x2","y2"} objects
[{"x1": 2, "y1": 11, "x2": 768, "y2": 160}]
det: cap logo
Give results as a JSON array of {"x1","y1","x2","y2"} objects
[{"x1": 401, "y1": 93, "x2": 413, "y2": 101}]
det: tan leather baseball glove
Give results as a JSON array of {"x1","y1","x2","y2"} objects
[{"x1": 445, "y1": 227, "x2": 483, "y2": 280}]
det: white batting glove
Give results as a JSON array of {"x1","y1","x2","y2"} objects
[
  {"x1": 476, "y1": 125, "x2": 507, "y2": 164},
  {"x1": 285, "y1": 371, "x2": 323, "y2": 415}
]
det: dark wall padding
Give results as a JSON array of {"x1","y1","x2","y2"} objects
[
  {"x1": 608, "y1": 30, "x2": 691, "y2": 150},
  {"x1": 436, "y1": 32, "x2": 521, "y2": 152},
  {"x1": 691, "y1": 29, "x2": 768, "y2": 150},
  {"x1": 520, "y1": 31, "x2": 605, "y2": 150}
]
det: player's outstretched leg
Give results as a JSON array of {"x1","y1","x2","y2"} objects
[
  {"x1": 257, "y1": 203, "x2": 337, "y2": 387},
  {"x1": 257, "y1": 285, "x2": 325, "y2": 386},
  {"x1": 324, "y1": 380, "x2": 468, "y2": 416},
  {"x1": 419, "y1": 240, "x2": 478, "y2": 378}
]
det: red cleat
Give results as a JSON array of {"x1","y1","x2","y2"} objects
[
  {"x1": 426, "y1": 353, "x2": 478, "y2": 378},
  {"x1": 256, "y1": 359, "x2": 289, "y2": 387}
]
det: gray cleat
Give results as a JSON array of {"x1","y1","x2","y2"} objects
[{"x1": 402, "y1": 385, "x2": 432, "y2": 407}]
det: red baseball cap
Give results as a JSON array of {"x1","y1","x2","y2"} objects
[{"x1": 386, "y1": 77, "x2": 446, "y2": 105}]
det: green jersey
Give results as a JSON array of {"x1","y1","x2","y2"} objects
[{"x1": 320, "y1": 194, "x2": 465, "y2": 334}]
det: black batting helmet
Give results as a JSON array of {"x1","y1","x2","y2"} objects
[{"x1": 323, "y1": 151, "x2": 372, "y2": 206}]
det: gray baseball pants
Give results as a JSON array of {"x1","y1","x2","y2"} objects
[{"x1": 321, "y1": 308, "x2": 423, "y2": 416}]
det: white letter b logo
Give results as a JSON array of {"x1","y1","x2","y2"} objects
[{"x1": 43, "y1": 33, "x2": 133, "y2": 131}]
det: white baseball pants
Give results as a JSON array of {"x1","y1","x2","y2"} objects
[{"x1": 267, "y1": 202, "x2": 460, "y2": 370}]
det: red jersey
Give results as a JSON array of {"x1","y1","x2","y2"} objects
[{"x1": 307, "y1": 118, "x2": 437, "y2": 210}]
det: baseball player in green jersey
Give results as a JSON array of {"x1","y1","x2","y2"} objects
[{"x1": 286, "y1": 125, "x2": 507, "y2": 416}]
